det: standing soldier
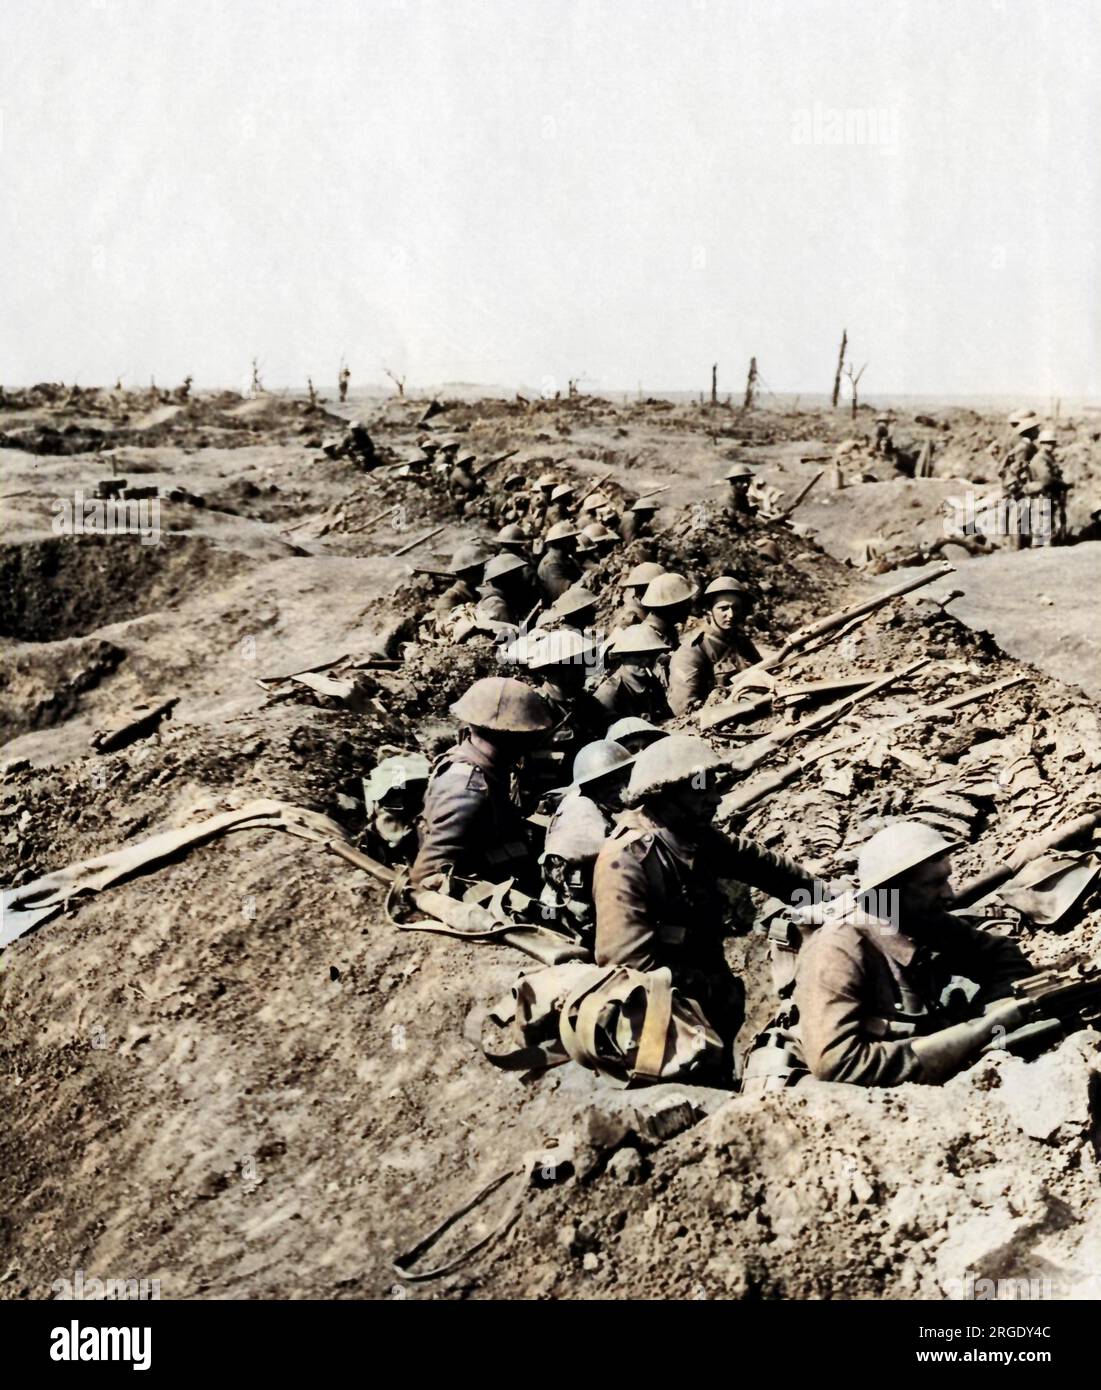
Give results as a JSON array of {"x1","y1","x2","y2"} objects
[
  {"x1": 1034, "y1": 430, "x2": 1068, "y2": 544},
  {"x1": 1000, "y1": 418, "x2": 1041, "y2": 550},
  {"x1": 411, "y1": 678, "x2": 554, "y2": 893},
  {"x1": 338, "y1": 364, "x2": 351, "y2": 403},
  {"x1": 872, "y1": 413, "x2": 892, "y2": 456},
  {"x1": 592, "y1": 624, "x2": 671, "y2": 723}
]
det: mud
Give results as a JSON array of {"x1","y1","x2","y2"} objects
[{"x1": 1, "y1": 388, "x2": 1099, "y2": 1302}]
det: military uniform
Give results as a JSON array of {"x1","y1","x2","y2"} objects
[
  {"x1": 434, "y1": 576, "x2": 479, "y2": 619},
  {"x1": 793, "y1": 907, "x2": 1028, "y2": 1086},
  {"x1": 476, "y1": 584, "x2": 524, "y2": 626},
  {"x1": 611, "y1": 594, "x2": 647, "y2": 632},
  {"x1": 536, "y1": 548, "x2": 580, "y2": 602},
  {"x1": 526, "y1": 686, "x2": 609, "y2": 796},
  {"x1": 641, "y1": 609, "x2": 681, "y2": 651},
  {"x1": 666, "y1": 621, "x2": 761, "y2": 716},
  {"x1": 592, "y1": 663, "x2": 669, "y2": 723},
  {"x1": 411, "y1": 738, "x2": 534, "y2": 890},
  {"x1": 593, "y1": 809, "x2": 813, "y2": 973}
]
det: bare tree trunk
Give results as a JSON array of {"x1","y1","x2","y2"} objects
[
  {"x1": 831, "y1": 329, "x2": 847, "y2": 408},
  {"x1": 710, "y1": 363, "x2": 718, "y2": 406},
  {"x1": 743, "y1": 357, "x2": 758, "y2": 410}
]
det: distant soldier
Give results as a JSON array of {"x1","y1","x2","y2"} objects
[
  {"x1": 612, "y1": 561, "x2": 665, "y2": 632},
  {"x1": 666, "y1": 576, "x2": 762, "y2": 716},
  {"x1": 592, "y1": 624, "x2": 671, "y2": 723},
  {"x1": 787, "y1": 823, "x2": 1031, "y2": 1087},
  {"x1": 447, "y1": 450, "x2": 482, "y2": 505},
  {"x1": 528, "y1": 473, "x2": 558, "y2": 532},
  {"x1": 1034, "y1": 430, "x2": 1068, "y2": 544},
  {"x1": 362, "y1": 753, "x2": 431, "y2": 865},
  {"x1": 411, "y1": 678, "x2": 553, "y2": 893},
  {"x1": 536, "y1": 521, "x2": 581, "y2": 601},
  {"x1": 1000, "y1": 418, "x2": 1042, "y2": 549},
  {"x1": 721, "y1": 462, "x2": 758, "y2": 524},
  {"x1": 338, "y1": 364, "x2": 351, "y2": 403},
  {"x1": 434, "y1": 542, "x2": 491, "y2": 619},
  {"x1": 872, "y1": 413, "x2": 892, "y2": 456}
]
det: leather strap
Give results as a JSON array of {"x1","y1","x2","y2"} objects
[{"x1": 633, "y1": 968, "x2": 673, "y2": 1079}]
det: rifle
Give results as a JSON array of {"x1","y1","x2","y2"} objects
[
  {"x1": 980, "y1": 962, "x2": 1101, "y2": 1056},
  {"x1": 705, "y1": 563, "x2": 954, "y2": 727},
  {"x1": 950, "y1": 810, "x2": 1101, "y2": 908},
  {"x1": 720, "y1": 672, "x2": 1029, "y2": 819},
  {"x1": 391, "y1": 524, "x2": 447, "y2": 558},
  {"x1": 413, "y1": 566, "x2": 452, "y2": 581},
  {"x1": 779, "y1": 469, "x2": 823, "y2": 518},
  {"x1": 475, "y1": 448, "x2": 519, "y2": 478}
]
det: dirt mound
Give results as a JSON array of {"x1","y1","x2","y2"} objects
[{"x1": 0, "y1": 535, "x2": 250, "y2": 642}]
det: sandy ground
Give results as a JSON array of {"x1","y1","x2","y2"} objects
[{"x1": 1, "y1": 386, "x2": 1100, "y2": 1301}]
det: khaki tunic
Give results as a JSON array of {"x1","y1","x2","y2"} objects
[
  {"x1": 666, "y1": 621, "x2": 761, "y2": 716},
  {"x1": 536, "y1": 548, "x2": 580, "y2": 602},
  {"x1": 410, "y1": 739, "x2": 533, "y2": 890},
  {"x1": 434, "y1": 577, "x2": 479, "y2": 619},
  {"x1": 592, "y1": 663, "x2": 670, "y2": 723},
  {"x1": 794, "y1": 908, "x2": 1029, "y2": 1087},
  {"x1": 593, "y1": 809, "x2": 813, "y2": 973}
]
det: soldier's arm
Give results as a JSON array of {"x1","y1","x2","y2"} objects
[
  {"x1": 409, "y1": 768, "x2": 484, "y2": 891},
  {"x1": 718, "y1": 831, "x2": 816, "y2": 905},
  {"x1": 593, "y1": 839, "x2": 660, "y2": 971},
  {"x1": 795, "y1": 932, "x2": 927, "y2": 1086},
  {"x1": 954, "y1": 919, "x2": 1033, "y2": 1002},
  {"x1": 666, "y1": 645, "x2": 706, "y2": 716}
]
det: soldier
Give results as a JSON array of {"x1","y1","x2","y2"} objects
[
  {"x1": 640, "y1": 571, "x2": 698, "y2": 652},
  {"x1": 539, "y1": 584, "x2": 599, "y2": 635},
  {"x1": 1034, "y1": 430, "x2": 1068, "y2": 544},
  {"x1": 613, "y1": 561, "x2": 665, "y2": 631},
  {"x1": 572, "y1": 529, "x2": 600, "y2": 580},
  {"x1": 338, "y1": 365, "x2": 350, "y2": 403},
  {"x1": 536, "y1": 520, "x2": 581, "y2": 601},
  {"x1": 477, "y1": 552, "x2": 533, "y2": 627},
  {"x1": 525, "y1": 629, "x2": 608, "y2": 795},
  {"x1": 792, "y1": 822, "x2": 1031, "y2": 1087},
  {"x1": 582, "y1": 520, "x2": 620, "y2": 560},
  {"x1": 593, "y1": 735, "x2": 816, "y2": 1064},
  {"x1": 666, "y1": 576, "x2": 762, "y2": 716},
  {"x1": 619, "y1": 496, "x2": 658, "y2": 545},
  {"x1": 577, "y1": 490, "x2": 612, "y2": 526},
  {"x1": 545, "y1": 483, "x2": 576, "y2": 528},
  {"x1": 495, "y1": 523, "x2": 532, "y2": 564},
  {"x1": 593, "y1": 624, "x2": 671, "y2": 723},
  {"x1": 721, "y1": 462, "x2": 758, "y2": 523},
  {"x1": 1000, "y1": 418, "x2": 1041, "y2": 550},
  {"x1": 562, "y1": 739, "x2": 635, "y2": 828},
  {"x1": 411, "y1": 677, "x2": 554, "y2": 893},
  {"x1": 538, "y1": 793, "x2": 612, "y2": 936},
  {"x1": 434, "y1": 542, "x2": 491, "y2": 619},
  {"x1": 447, "y1": 450, "x2": 482, "y2": 505},
  {"x1": 607, "y1": 715, "x2": 667, "y2": 755},
  {"x1": 362, "y1": 753, "x2": 431, "y2": 865},
  {"x1": 528, "y1": 473, "x2": 558, "y2": 532},
  {"x1": 872, "y1": 413, "x2": 892, "y2": 456}
]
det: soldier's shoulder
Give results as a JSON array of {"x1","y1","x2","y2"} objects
[
  {"x1": 433, "y1": 757, "x2": 488, "y2": 794},
  {"x1": 601, "y1": 820, "x2": 658, "y2": 863}
]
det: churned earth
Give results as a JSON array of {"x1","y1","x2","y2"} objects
[{"x1": 1, "y1": 384, "x2": 1099, "y2": 1301}]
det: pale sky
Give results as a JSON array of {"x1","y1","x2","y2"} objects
[{"x1": 1, "y1": 0, "x2": 1097, "y2": 397}]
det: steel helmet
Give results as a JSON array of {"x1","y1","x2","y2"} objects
[
  {"x1": 573, "y1": 532, "x2": 597, "y2": 554},
  {"x1": 550, "y1": 483, "x2": 575, "y2": 502},
  {"x1": 527, "y1": 628, "x2": 600, "y2": 672},
  {"x1": 1016, "y1": 418, "x2": 1040, "y2": 436},
  {"x1": 704, "y1": 575, "x2": 749, "y2": 599},
  {"x1": 455, "y1": 451, "x2": 477, "y2": 466},
  {"x1": 583, "y1": 521, "x2": 620, "y2": 543},
  {"x1": 1037, "y1": 430, "x2": 1057, "y2": 445},
  {"x1": 630, "y1": 496, "x2": 659, "y2": 513},
  {"x1": 449, "y1": 542, "x2": 491, "y2": 576},
  {"x1": 550, "y1": 585, "x2": 598, "y2": 620},
  {"x1": 535, "y1": 472, "x2": 558, "y2": 491},
  {"x1": 874, "y1": 413, "x2": 891, "y2": 423},
  {"x1": 857, "y1": 821, "x2": 962, "y2": 894},
  {"x1": 541, "y1": 795, "x2": 609, "y2": 865},
  {"x1": 545, "y1": 520, "x2": 578, "y2": 544},
  {"x1": 502, "y1": 472, "x2": 526, "y2": 490},
  {"x1": 626, "y1": 734, "x2": 725, "y2": 804},
  {"x1": 496, "y1": 523, "x2": 528, "y2": 545},
  {"x1": 641, "y1": 571, "x2": 697, "y2": 609},
  {"x1": 620, "y1": 561, "x2": 665, "y2": 590},
  {"x1": 450, "y1": 676, "x2": 554, "y2": 733},
  {"x1": 1008, "y1": 408, "x2": 1035, "y2": 426},
  {"x1": 483, "y1": 552, "x2": 529, "y2": 583},
  {"x1": 607, "y1": 716, "x2": 666, "y2": 749},
  {"x1": 579, "y1": 490, "x2": 611, "y2": 512},
  {"x1": 436, "y1": 437, "x2": 461, "y2": 454},
  {"x1": 363, "y1": 752, "x2": 431, "y2": 803},
  {"x1": 571, "y1": 739, "x2": 634, "y2": 791},
  {"x1": 606, "y1": 623, "x2": 670, "y2": 657},
  {"x1": 724, "y1": 462, "x2": 755, "y2": 481}
]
